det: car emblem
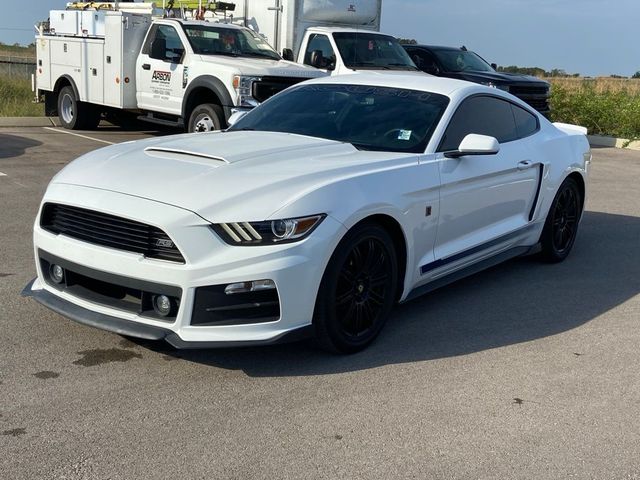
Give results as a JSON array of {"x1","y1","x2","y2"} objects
[{"x1": 156, "y1": 239, "x2": 174, "y2": 248}]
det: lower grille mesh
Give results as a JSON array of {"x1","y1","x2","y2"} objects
[{"x1": 40, "y1": 203, "x2": 185, "y2": 263}]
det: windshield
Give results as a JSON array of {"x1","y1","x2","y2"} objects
[
  {"x1": 229, "y1": 84, "x2": 449, "y2": 153},
  {"x1": 432, "y1": 50, "x2": 494, "y2": 73},
  {"x1": 333, "y1": 32, "x2": 418, "y2": 70},
  {"x1": 183, "y1": 24, "x2": 281, "y2": 60}
]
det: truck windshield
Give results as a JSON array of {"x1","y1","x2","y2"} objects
[
  {"x1": 432, "y1": 50, "x2": 494, "y2": 73},
  {"x1": 229, "y1": 84, "x2": 449, "y2": 153},
  {"x1": 333, "y1": 32, "x2": 418, "y2": 71},
  {"x1": 183, "y1": 24, "x2": 281, "y2": 60}
]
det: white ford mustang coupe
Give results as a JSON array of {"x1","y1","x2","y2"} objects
[{"x1": 23, "y1": 74, "x2": 590, "y2": 353}]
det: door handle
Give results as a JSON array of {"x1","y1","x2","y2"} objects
[
  {"x1": 517, "y1": 160, "x2": 534, "y2": 170},
  {"x1": 142, "y1": 63, "x2": 151, "y2": 70}
]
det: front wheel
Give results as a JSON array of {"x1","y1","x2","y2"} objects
[
  {"x1": 188, "y1": 103, "x2": 224, "y2": 133},
  {"x1": 313, "y1": 223, "x2": 398, "y2": 354},
  {"x1": 539, "y1": 177, "x2": 583, "y2": 263}
]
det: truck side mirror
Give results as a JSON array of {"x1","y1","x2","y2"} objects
[
  {"x1": 309, "y1": 50, "x2": 323, "y2": 68},
  {"x1": 282, "y1": 48, "x2": 294, "y2": 61},
  {"x1": 150, "y1": 37, "x2": 166, "y2": 60},
  {"x1": 491, "y1": 62, "x2": 498, "y2": 70}
]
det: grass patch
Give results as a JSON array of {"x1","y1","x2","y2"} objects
[
  {"x1": 548, "y1": 77, "x2": 640, "y2": 139},
  {"x1": 0, "y1": 75, "x2": 43, "y2": 116}
]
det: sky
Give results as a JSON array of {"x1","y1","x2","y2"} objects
[{"x1": 1, "y1": 0, "x2": 638, "y2": 77}]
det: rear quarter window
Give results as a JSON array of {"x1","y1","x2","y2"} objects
[{"x1": 511, "y1": 104, "x2": 539, "y2": 139}]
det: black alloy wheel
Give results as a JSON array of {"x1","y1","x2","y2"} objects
[
  {"x1": 540, "y1": 177, "x2": 582, "y2": 263},
  {"x1": 314, "y1": 223, "x2": 398, "y2": 353}
]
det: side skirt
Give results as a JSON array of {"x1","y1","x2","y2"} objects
[{"x1": 403, "y1": 245, "x2": 538, "y2": 303}]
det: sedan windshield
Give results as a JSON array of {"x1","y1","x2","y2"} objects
[
  {"x1": 183, "y1": 25, "x2": 281, "y2": 60},
  {"x1": 333, "y1": 32, "x2": 418, "y2": 71},
  {"x1": 229, "y1": 84, "x2": 450, "y2": 153},
  {"x1": 432, "y1": 50, "x2": 494, "y2": 73}
]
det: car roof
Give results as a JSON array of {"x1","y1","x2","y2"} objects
[{"x1": 302, "y1": 72, "x2": 490, "y2": 97}]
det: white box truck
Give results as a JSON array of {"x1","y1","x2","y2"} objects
[
  {"x1": 35, "y1": 2, "x2": 324, "y2": 131},
  {"x1": 199, "y1": 0, "x2": 418, "y2": 75}
]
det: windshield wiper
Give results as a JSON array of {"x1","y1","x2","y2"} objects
[
  {"x1": 241, "y1": 52, "x2": 281, "y2": 60},
  {"x1": 388, "y1": 63, "x2": 420, "y2": 71},
  {"x1": 206, "y1": 51, "x2": 240, "y2": 57}
]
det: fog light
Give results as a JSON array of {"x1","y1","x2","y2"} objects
[
  {"x1": 224, "y1": 279, "x2": 276, "y2": 295},
  {"x1": 153, "y1": 294, "x2": 173, "y2": 317},
  {"x1": 50, "y1": 264, "x2": 64, "y2": 284}
]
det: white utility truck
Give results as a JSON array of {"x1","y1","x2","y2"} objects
[
  {"x1": 35, "y1": 2, "x2": 324, "y2": 131},
  {"x1": 199, "y1": 0, "x2": 418, "y2": 75}
]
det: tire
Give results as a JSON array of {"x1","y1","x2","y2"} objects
[
  {"x1": 57, "y1": 86, "x2": 101, "y2": 130},
  {"x1": 539, "y1": 177, "x2": 583, "y2": 263},
  {"x1": 313, "y1": 223, "x2": 398, "y2": 354},
  {"x1": 188, "y1": 103, "x2": 224, "y2": 133}
]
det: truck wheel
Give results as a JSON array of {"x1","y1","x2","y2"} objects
[
  {"x1": 188, "y1": 104, "x2": 223, "y2": 133},
  {"x1": 57, "y1": 86, "x2": 100, "y2": 130}
]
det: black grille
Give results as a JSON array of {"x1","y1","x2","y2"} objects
[
  {"x1": 40, "y1": 203, "x2": 185, "y2": 263},
  {"x1": 522, "y1": 97, "x2": 550, "y2": 111},
  {"x1": 252, "y1": 76, "x2": 309, "y2": 103},
  {"x1": 509, "y1": 85, "x2": 549, "y2": 96}
]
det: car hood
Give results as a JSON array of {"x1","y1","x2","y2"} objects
[
  {"x1": 51, "y1": 131, "x2": 410, "y2": 222},
  {"x1": 197, "y1": 54, "x2": 324, "y2": 78},
  {"x1": 456, "y1": 70, "x2": 549, "y2": 86}
]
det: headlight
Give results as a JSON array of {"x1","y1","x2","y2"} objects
[
  {"x1": 232, "y1": 75, "x2": 261, "y2": 108},
  {"x1": 481, "y1": 81, "x2": 509, "y2": 92},
  {"x1": 212, "y1": 214, "x2": 326, "y2": 245}
]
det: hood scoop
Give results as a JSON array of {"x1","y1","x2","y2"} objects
[{"x1": 144, "y1": 147, "x2": 228, "y2": 165}]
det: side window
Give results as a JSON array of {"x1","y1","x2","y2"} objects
[
  {"x1": 303, "y1": 34, "x2": 335, "y2": 68},
  {"x1": 439, "y1": 96, "x2": 518, "y2": 151},
  {"x1": 146, "y1": 24, "x2": 184, "y2": 63},
  {"x1": 408, "y1": 49, "x2": 439, "y2": 74},
  {"x1": 511, "y1": 104, "x2": 539, "y2": 139}
]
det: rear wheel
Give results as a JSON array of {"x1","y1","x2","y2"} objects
[
  {"x1": 539, "y1": 177, "x2": 582, "y2": 263},
  {"x1": 57, "y1": 85, "x2": 100, "y2": 130},
  {"x1": 313, "y1": 223, "x2": 398, "y2": 354},
  {"x1": 188, "y1": 103, "x2": 223, "y2": 133}
]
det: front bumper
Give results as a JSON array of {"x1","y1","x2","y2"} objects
[
  {"x1": 21, "y1": 279, "x2": 312, "y2": 348},
  {"x1": 26, "y1": 184, "x2": 347, "y2": 347}
]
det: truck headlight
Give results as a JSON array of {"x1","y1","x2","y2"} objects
[
  {"x1": 212, "y1": 214, "x2": 326, "y2": 245},
  {"x1": 232, "y1": 75, "x2": 261, "y2": 108},
  {"x1": 481, "y1": 81, "x2": 509, "y2": 92}
]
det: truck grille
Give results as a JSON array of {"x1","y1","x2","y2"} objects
[
  {"x1": 252, "y1": 76, "x2": 309, "y2": 103},
  {"x1": 522, "y1": 97, "x2": 550, "y2": 111},
  {"x1": 509, "y1": 85, "x2": 549, "y2": 96},
  {"x1": 40, "y1": 203, "x2": 185, "y2": 263}
]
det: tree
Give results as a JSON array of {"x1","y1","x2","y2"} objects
[
  {"x1": 632, "y1": 71, "x2": 640, "y2": 79},
  {"x1": 397, "y1": 38, "x2": 417, "y2": 45}
]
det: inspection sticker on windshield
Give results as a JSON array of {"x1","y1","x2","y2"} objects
[{"x1": 398, "y1": 129, "x2": 412, "y2": 140}]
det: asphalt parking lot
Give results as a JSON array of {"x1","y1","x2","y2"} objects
[{"x1": 1, "y1": 126, "x2": 639, "y2": 479}]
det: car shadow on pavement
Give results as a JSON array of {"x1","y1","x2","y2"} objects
[
  {"x1": 148, "y1": 210, "x2": 640, "y2": 376},
  {"x1": 0, "y1": 134, "x2": 42, "y2": 159}
]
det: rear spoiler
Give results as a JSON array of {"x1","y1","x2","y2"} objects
[{"x1": 553, "y1": 122, "x2": 588, "y2": 136}]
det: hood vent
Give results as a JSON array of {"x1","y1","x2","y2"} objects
[{"x1": 144, "y1": 147, "x2": 228, "y2": 164}]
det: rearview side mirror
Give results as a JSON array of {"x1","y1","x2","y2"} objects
[
  {"x1": 309, "y1": 50, "x2": 324, "y2": 68},
  {"x1": 444, "y1": 134, "x2": 500, "y2": 158},
  {"x1": 282, "y1": 48, "x2": 294, "y2": 61}
]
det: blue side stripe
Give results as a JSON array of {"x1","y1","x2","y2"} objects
[{"x1": 420, "y1": 225, "x2": 535, "y2": 275}]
